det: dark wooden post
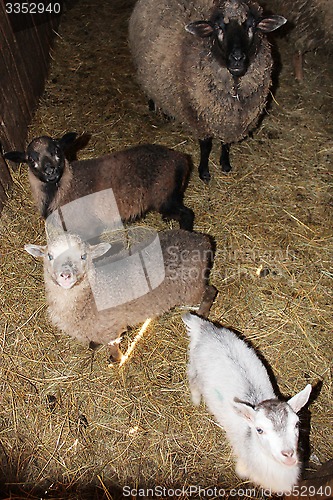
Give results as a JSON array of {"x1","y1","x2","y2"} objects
[{"x1": 0, "y1": 1, "x2": 61, "y2": 212}]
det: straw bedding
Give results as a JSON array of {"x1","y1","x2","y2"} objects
[{"x1": 0, "y1": 0, "x2": 332, "y2": 498}]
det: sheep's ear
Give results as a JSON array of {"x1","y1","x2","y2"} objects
[
  {"x1": 233, "y1": 399, "x2": 256, "y2": 422},
  {"x1": 186, "y1": 21, "x2": 215, "y2": 38},
  {"x1": 91, "y1": 242, "x2": 111, "y2": 259},
  {"x1": 287, "y1": 384, "x2": 312, "y2": 413},
  {"x1": 257, "y1": 15, "x2": 287, "y2": 33},
  {"x1": 24, "y1": 244, "x2": 46, "y2": 258},
  {"x1": 3, "y1": 150, "x2": 28, "y2": 164},
  {"x1": 57, "y1": 132, "x2": 78, "y2": 150}
]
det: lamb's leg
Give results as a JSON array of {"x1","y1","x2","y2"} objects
[
  {"x1": 197, "y1": 285, "x2": 217, "y2": 318},
  {"x1": 178, "y1": 206, "x2": 195, "y2": 231},
  {"x1": 199, "y1": 137, "x2": 213, "y2": 183},
  {"x1": 220, "y1": 143, "x2": 232, "y2": 172}
]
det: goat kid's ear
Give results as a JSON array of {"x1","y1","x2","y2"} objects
[
  {"x1": 233, "y1": 399, "x2": 256, "y2": 422},
  {"x1": 186, "y1": 20, "x2": 215, "y2": 38},
  {"x1": 257, "y1": 15, "x2": 287, "y2": 33},
  {"x1": 287, "y1": 384, "x2": 312, "y2": 413},
  {"x1": 24, "y1": 244, "x2": 46, "y2": 258},
  {"x1": 90, "y1": 242, "x2": 111, "y2": 259},
  {"x1": 3, "y1": 150, "x2": 28, "y2": 165}
]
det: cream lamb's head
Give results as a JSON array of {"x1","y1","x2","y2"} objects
[{"x1": 25, "y1": 234, "x2": 110, "y2": 290}]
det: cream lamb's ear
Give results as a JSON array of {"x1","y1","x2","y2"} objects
[
  {"x1": 90, "y1": 242, "x2": 111, "y2": 259},
  {"x1": 24, "y1": 244, "x2": 46, "y2": 258}
]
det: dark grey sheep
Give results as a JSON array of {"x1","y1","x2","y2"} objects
[{"x1": 129, "y1": 0, "x2": 286, "y2": 181}]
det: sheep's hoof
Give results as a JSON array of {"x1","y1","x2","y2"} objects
[
  {"x1": 221, "y1": 163, "x2": 232, "y2": 173},
  {"x1": 199, "y1": 170, "x2": 211, "y2": 183}
]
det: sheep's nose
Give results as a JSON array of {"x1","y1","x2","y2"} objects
[
  {"x1": 281, "y1": 449, "x2": 294, "y2": 458},
  {"x1": 230, "y1": 49, "x2": 246, "y2": 64},
  {"x1": 60, "y1": 271, "x2": 72, "y2": 279}
]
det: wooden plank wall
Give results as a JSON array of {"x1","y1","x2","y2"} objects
[{"x1": 0, "y1": 2, "x2": 61, "y2": 212}]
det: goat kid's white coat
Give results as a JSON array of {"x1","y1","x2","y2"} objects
[{"x1": 183, "y1": 313, "x2": 312, "y2": 493}]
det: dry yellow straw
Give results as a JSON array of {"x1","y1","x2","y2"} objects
[{"x1": 119, "y1": 318, "x2": 152, "y2": 367}]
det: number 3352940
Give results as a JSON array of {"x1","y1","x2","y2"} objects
[{"x1": 5, "y1": 3, "x2": 61, "y2": 14}]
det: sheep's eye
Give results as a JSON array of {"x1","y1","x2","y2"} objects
[
  {"x1": 47, "y1": 253, "x2": 54, "y2": 261},
  {"x1": 295, "y1": 421, "x2": 299, "y2": 429},
  {"x1": 81, "y1": 253, "x2": 87, "y2": 261},
  {"x1": 256, "y1": 427, "x2": 263, "y2": 434}
]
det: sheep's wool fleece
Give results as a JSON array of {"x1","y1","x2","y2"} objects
[
  {"x1": 129, "y1": 0, "x2": 273, "y2": 143},
  {"x1": 264, "y1": 0, "x2": 333, "y2": 52},
  {"x1": 45, "y1": 230, "x2": 212, "y2": 345}
]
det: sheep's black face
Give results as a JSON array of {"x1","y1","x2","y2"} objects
[
  {"x1": 216, "y1": 17, "x2": 254, "y2": 77},
  {"x1": 186, "y1": 8, "x2": 286, "y2": 78},
  {"x1": 26, "y1": 137, "x2": 65, "y2": 184}
]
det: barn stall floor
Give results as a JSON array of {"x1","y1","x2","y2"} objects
[{"x1": 0, "y1": 0, "x2": 332, "y2": 498}]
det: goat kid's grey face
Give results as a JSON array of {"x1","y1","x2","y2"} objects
[
  {"x1": 233, "y1": 385, "x2": 311, "y2": 467},
  {"x1": 251, "y1": 406, "x2": 300, "y2": 467},
  {"x1": 25, "y1": 239, "x2": 110, "y2": 290},
  {"x1": 186, "y1": 9, "x2": 286, "y2": 78}
]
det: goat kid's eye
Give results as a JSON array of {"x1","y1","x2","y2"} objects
[
  {"x1": 256, "y1": 427, "x2": 264, "y2": 434},
  {"x1": 81, "y1": 253, "x2": 87, "y2": 260}
]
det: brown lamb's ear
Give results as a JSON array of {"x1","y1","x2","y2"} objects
[
  {"x1": 57, "y1": 132, "x2": 78, "y2": 150},
  {"x1": 3, "y1": 150, "x2": 28, "y2": 165},
  {"x1": 186, "y1": 20, "x2": 215, "y2": 38}
]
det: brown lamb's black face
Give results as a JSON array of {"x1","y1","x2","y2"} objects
[{"x1": 26, "y1": 136, "x2": 66, "y2": 184}]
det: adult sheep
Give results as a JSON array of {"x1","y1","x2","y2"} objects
[{"x1": 129, "y1": 0, "x2": 286, "y2": 182}]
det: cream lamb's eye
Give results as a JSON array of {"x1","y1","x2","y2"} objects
[
  {"x1": 81, "y1": 253, "x2": 87, "y2": 260},
  {"x1": 256, "y1": 427, "x2": 264, "y2": 434},
  {"x1": 47, "y1": 253, "x2": 54, "y2": 261}
]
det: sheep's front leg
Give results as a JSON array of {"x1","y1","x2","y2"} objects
[
  {"x1": 220, "y1": 143, "x2": 232, "y2": 172},
  {"x1": 199, "y1": 137, "x2": 213, "y2": 183}
]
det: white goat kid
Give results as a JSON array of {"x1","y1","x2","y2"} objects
[{"x1": 183, "y1": 313, "x2": 312, "y2": 493}]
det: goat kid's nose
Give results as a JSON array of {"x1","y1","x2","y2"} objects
[{"x1": 281, "y1": 449, "x2": 294, "y2": 458}]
